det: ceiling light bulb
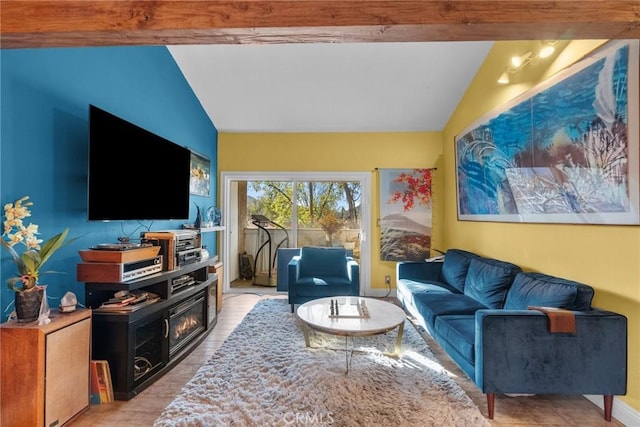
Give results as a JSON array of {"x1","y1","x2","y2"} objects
[
  {"x1": 497, "y1": 72, "x2": 510, "y2": 85},
  {"x1": 511, "y1": 55, "x2": 523, "y2": 68},
  {"x1": 539, "y1": 44, "x2": 555, "y2": 58}
]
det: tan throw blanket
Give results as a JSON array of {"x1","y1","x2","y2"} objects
[{"x1": 528, "y1": 306, "x2": 576, "y2": 333}]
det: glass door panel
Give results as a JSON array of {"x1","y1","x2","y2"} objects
[
  {"x1": 296, "y1": 181, "x2": 361, "y2": 260},
  {"x1": 245, "y1": 181, "x2": 293, "y2": 285}
]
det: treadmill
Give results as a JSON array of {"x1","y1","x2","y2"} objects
[{"x1": 251, "y1": 214, "x2": 289, "y2": 286}]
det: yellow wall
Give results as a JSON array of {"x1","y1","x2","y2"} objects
[
  {"x1": 443, "y1": 40, "x2": 640, "y2": 412},
  {"x1": 219, "y1": 39, "x2": 639, "y2": 413},
  {"x1": 218, "y1": 132, "x2": 443, "y2": 290}
]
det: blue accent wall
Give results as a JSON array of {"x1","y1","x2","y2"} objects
[{"x1": 0, "y1": 46, "x2": 218, "y2": 321}]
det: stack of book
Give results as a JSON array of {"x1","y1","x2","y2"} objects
[
  {"x1": 90, "y1": 360, "x2": 114, "y2": 404},
  {"x1": 97, "y1": 290, "x2": 160, "y2": 312}
]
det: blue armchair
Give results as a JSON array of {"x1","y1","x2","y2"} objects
[{"x1": 288, "y1": 246, "x2": 360, "y2": 312}]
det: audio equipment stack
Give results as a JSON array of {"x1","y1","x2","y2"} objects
[
  {"x1": 142, "y1": 230, "x2": 202, "y2": 271},
  {"x1": 77, "y1": 244, "x2": 163, "y2": 283}
]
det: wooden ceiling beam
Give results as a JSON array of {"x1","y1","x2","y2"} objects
[{"x1": 2, "y1": 1, "x2": 639, "y2": 48}]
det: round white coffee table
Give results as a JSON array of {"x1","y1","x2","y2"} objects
[{"x1": 296, "y1": 296, "x2": 406, "y2": 372}]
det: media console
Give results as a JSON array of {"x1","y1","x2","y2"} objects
[{"x1": 83, "y1": 259, "x2": 217, "y2": 400}]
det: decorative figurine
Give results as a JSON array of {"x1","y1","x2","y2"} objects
[
  {"x1": 207, "y1": 206, "x2": 221, "y2": 226},
  {"x1": 194, "y1": 203, "x2": 203, "y2": 228}
]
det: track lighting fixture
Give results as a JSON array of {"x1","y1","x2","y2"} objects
[
  {"x1": 496, "y1": 41, "x2": 559, "y2": 85},
  {"x1": 539, "y1": 40, "x2": 558, "y2": 58},
  {"x1": 511, "y1": 51, "x2": 533, "y2": 69}
]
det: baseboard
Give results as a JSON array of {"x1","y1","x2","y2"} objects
[
  {"x1": 365, "y1": 288, "x2": 397, "y2": 298},
  {"x1": 585, "y1": 395, "x2": 640, "y2": 426}
]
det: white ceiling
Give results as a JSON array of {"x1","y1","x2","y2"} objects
[{"x1": 168, "y1": 41, "x2": 494, "y2": 133}]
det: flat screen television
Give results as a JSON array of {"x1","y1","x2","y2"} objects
[{"x1": 87, "y1": 105, "x2": 191, "y2": 221}]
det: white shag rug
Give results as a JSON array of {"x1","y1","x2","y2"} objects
[{"x1": 154, "y1": 298, "x2": 489, "y2": 427}]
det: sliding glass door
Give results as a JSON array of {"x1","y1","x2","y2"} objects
[{"x1": 221, "y1": 172, "x2": 371, "y2": 294}]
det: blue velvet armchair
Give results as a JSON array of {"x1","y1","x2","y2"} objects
[{"x1": 288, "y1": 246, "x2": 360, "y2": 312}]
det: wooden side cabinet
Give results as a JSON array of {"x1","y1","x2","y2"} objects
[
  {"x1": 211, "y1": 261, "x2": 223, "y2": 313},
  {"x1": 1, "y1": 309, "x2": 91, "y2": 427}
]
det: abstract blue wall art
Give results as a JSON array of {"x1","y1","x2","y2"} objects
[
  {"x1": 190, "y1": 151, "x2": 211, "y2": 196},
  {"x1": 455, "y1": 40, "x2": 639, "y2": 224}
]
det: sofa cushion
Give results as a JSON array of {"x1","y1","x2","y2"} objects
[
  {"x1": 293, "y1": 279, "x2": 355, "y2": 297},
  {"x1": 463, "y1": 257, "x2": 522, "y2": 309},
  {"x1": 413, "y1": 292, "x2": 487, "y2": 330},
  {"x1": 397, "y1": 279, "x2": 458, "y2": 308},
  {"x1": 434, "y1": 315, "x2": 476, "y2": 365},
  {"x1": 397, "y1": 279, "x2": 459, "y2": 295},
  {"x1": 441, "y1": 249, "x2": 479, "y2": 292},
  {"x1": 504, "y1": 272, "x2": 594, "y2": 311},
  {"x1": 299, "y1": 247, "x2": 348, "y2": 279}
]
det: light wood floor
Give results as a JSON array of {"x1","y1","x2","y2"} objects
[{"x1": 70, "y1": 293, "x2": 622, "y2": 426}]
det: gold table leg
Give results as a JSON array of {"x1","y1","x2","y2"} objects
[
  {"x1": 345, "y1": 336, "x2": 350, "y2": 374},
  {"x1": 300, "y1": 318, "x2": 406, "y2": 373},
  {"x1": 299, "y1": 320, "x2": 311, "y2": 347},
  {"x1": 384, "y1": 321, "x2": 404, "y2": 358}
]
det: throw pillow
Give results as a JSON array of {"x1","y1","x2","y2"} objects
[
  {"x1": 441, "y1": 249, "x2": 479, "y2": 292},
  {"x1": 463, "y1": 257, "x2": 521, "y2": 309},
  {"x1": 504, "y1": 272, "x2": 594, "y2": 311},
  {"x1": 299, "y1": 247, "x2": 348, "y2": 279}
]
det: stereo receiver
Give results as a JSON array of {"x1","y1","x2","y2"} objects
[
  {"x1": 77, "y1": 256, "x2": 163, "y2": 283},
  {"x1": 171, "y1": 274, "x2": 196, "y2": 294},
  {"x1": 176, "y1": 248, "x2": 202, "y2": 267}
]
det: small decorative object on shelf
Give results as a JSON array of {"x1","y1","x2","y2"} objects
[
  {"x1": 59, "y1": 291, "x2": 78, "y2": 313},
  {"x1": 207, "y1": 206, "x2": 221, "y2": 226},
  {"x1": 1, "y1": 196, "x2": 76, "y2": 322},
  {"x1": 194, "y1": 203, "x2": 203, "y2": 229},
  {"x1": 201, "y1": 245, "x2": 210, "y2": 261}
]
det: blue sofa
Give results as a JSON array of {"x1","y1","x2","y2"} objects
[
  {"x1": 288, "y1": 246, "x2": 359, "y2": 313},
  {"x1": 397, "y1": 249, "x2": 627, "y2": 421}
]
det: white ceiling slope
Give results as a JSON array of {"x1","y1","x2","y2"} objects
[{"x1": 169, "y1": 41, "x2": 493, "y2": 133}]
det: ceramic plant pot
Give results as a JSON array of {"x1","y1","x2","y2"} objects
[{"x1": 15, "y1": 287, "x2": 43, "y2": 322}]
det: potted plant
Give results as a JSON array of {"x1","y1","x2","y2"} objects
[
  {"x1": 1, "y1": 196, "x2": 73, "y2": 322},
  {"x1": 317, "y1": 211, "x2": 345, "y2": 247}
]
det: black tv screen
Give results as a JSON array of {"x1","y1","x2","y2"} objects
[{"x1": 88, "y1": 105, "x2": 191, "y2": 221}]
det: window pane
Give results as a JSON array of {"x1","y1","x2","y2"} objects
[
  {"x1": 246, "y1": 181, "x2": 293, "y2": 285},
  {"x1": 247, "y1": 181, "x2": 293, "y2": 229},
  {"x1": 296, "y1": 181, "x2": 361, "y2": 260}
]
